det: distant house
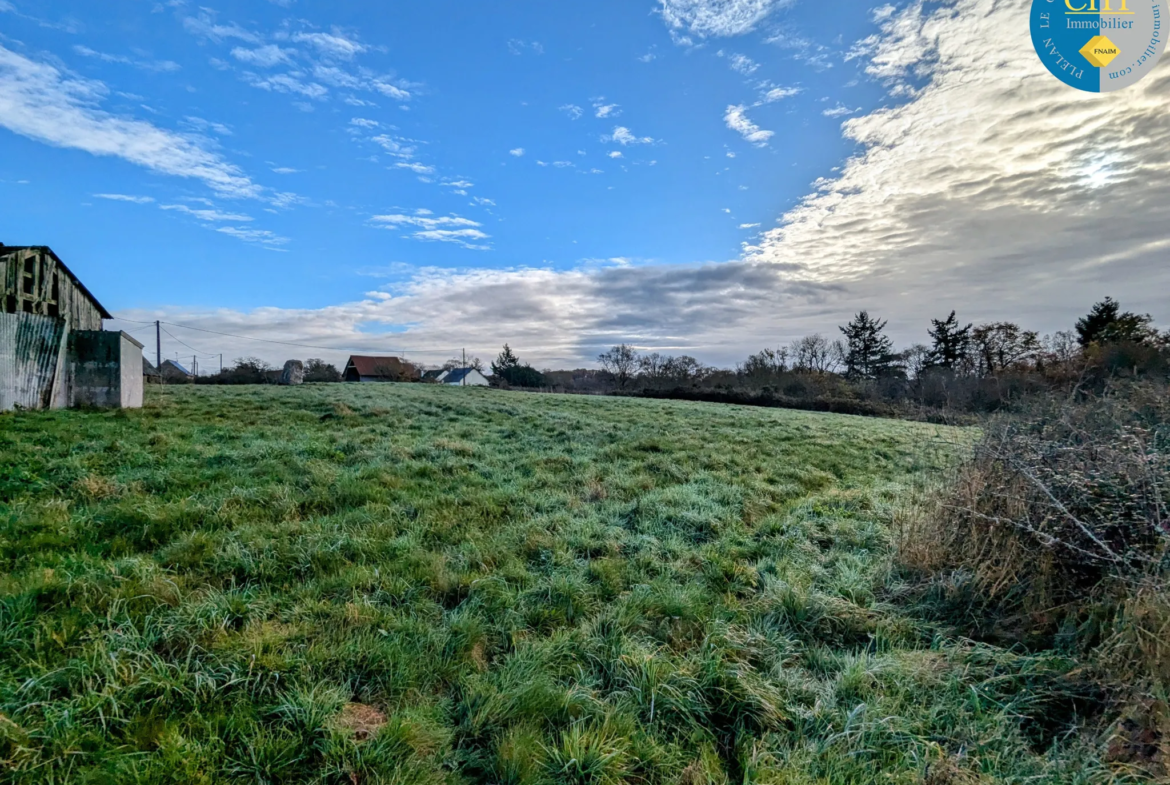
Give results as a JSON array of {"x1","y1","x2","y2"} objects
[
  {"x1": 143, "y1": 357, "x2": 162, "y2": 384},
  {"x1": 421, "y1": 369, "x2": 446, "y2": 383},
  {"x1": 1, "y1": 244, "x2": 142, "y2": 410},
  {"x1": 344, "y1": 355, "x2": 419, "y2": 383},
  {"x1": 440, "y1": 367, "x2": 490, "y2": 387},
  {"x1": 160, "y1": 359, "x2": 193, "y2": 383}
]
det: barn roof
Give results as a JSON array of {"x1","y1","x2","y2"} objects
[
  {"x1": 443, "y1": 368, "x2": 482, "y2": 385},
  {"x1": 346, "y1": 355, "x2": 411, "y2": 377},
  {"x1": 162, "y1": 359, "x2": 192, "y2": 375},
  {"x1": 0, "y1": 245, "x2": 114, "y2": 319}
]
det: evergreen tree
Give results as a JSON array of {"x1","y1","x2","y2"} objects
[
  {"x1": 839, "y1": 311, "x2": 899, "y2": 379},
  {"x1": 491, "y1": 344, "x2": 521, "y2": 376},
  {"x1": 926, "y1": 311, "x2": 972, "y2": 371},
  {"x1": 490, "y1": 344, "x2": 546, "y2": 388},
  {"x1": 1075, "y1": 298, "x2": 1156, "y2": 347}
]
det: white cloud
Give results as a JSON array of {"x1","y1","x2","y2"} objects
[
  {"x1": 767, "y1": 29, "x2": 834, "y2": 70},
  {"x1": 659, "y1": 0, "x2": 792, "y2": 40},
  {"x1": 111, "y1": 0, "x2": 1170, "y2": 370},
  {"x1": 0, "y1": 45, "x2": 261, "y2": 199},
  {"x1": 741, "y1": 0, "x2": 1170, "y2": 332},
  {"x1": 372, "y1": 135, "x2": 416, "y2": 158},
  {"x1": 371, "y1": 212, "x2": 490, "y2": 249},
  {"x1": 725, "y1": 52, "x2": 759, "y2": 74},
  {"x1": 183, "y1": 116, "x2": 233, "y2": 136},
  {"x1": 739, "y1": 222, "x2": 760, "y2": 229},
  {"x1": 822, "y1": 103, "x2": 856, "y2": 118},
  {"x1": 473, "y1": 196, "x2": 495, "y2": 206},
  {"x1": 508, "y1": 40, "x2": 544, "y2": 56},
  {"x1": 161, "y1": 203, "x2": 253, "y2": 222},
  {"x1": 231, "y1": 45, "x2": 295, "y2": 68},
  {"x1": 394, "y1": 161, "x2": 436, "y2": 175},
  {"x1": 94, "y1": 193, "x2": 154, "y2": 204},
  {"x1": 291, "y1": 30, "x2": 366, "y2": 59},
  {"x1": 216, "y1": 226, "x2": 289, "y2": 246},
  {"x1": 350, "y1": 117, "x2": 379, "y2": 128},
  {"x1": 0, "y1": 2, "x2": 14, "y2": 12},
  {"x1": 244, "y1": 71, "x2": 328, "y2": 99},
  {"x1": 559, "y1": 103, "x2": 583, "y2": 120},
  {"x1": 594, "y1": 102, "x2": 621, "y2": 118},
  {"x1": 509, "y1": 147, "x2": 525, "y2": 156},
  {"x1": 759, "y1": 85, "x2": 800, "y2": 103},
  {"x1": 183, "y1": 14, "x2": 259, "y2": 43},
  {"x1": 724, "y1": 104, "x2": 772, "y2": 145},
  {"x1": 446, "y1": 179, "x2": 474, "y2": 188},
  {"x1": 73, "y1": 45, "x2": 180, "y2": 73},
  {"x1": 608, "y1": 151, "x2": 623, "y2": 159},
  {"x1": 604, "y1": 126, "x2": 654, "y2": 145},
  {"x1": 271, "y1": 167, "x2": 299, "y2": 174},
  {"x1": 310, "y1": 65, "x2": 410, "y2": 100}
]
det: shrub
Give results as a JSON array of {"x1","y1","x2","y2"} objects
[{"x1": 900, "y1": 382, "x2": 1170, "y2": 727}]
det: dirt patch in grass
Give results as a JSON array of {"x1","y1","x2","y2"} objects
[{"x1": 334, "y1": 703, "x2": 387, "y2": 742}]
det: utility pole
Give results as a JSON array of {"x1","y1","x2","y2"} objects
[
  {"x1": 155, "y1": 321, "x2": 161, "y2": 371},
  {"x1": 193, "y1": 356, "x2": 197, "y2": 379},
  {"x1": 462, "y1": 348, "x2": 466, "y2": 386},
  {"x1": 219, "y1": 354, "x2": 223, "y2": 375}
]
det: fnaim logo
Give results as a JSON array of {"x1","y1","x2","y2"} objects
[{"x1": 1031, "y1": 0, "x2": 1166, "y2": 91}]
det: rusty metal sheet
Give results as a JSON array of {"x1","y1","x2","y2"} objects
[{"x1": 0, "y1": 312, "x2": 66, "y2": 411}]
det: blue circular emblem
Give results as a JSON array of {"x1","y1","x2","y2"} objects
[{"x1": 1031, "y1": 0, "x2": 1167, "y2": 92}]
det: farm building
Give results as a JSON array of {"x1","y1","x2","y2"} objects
[
  {"x1": 1, "y1": 244, "x2": 143, "y2": 411},
  {"x1": 438, "y1": 367, "x2": 490, "y2": 387},
  {"x1": 160, "y1": 360, "x2": 193, "y2": 384},
  {"x1": 343, "y1": 355, "x2": 420, "y2": 383},
  {"x1": 143, "y1": 357, "x2": 162, "y2": 384}
]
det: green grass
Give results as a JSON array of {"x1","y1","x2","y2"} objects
[{"x1": 0, "y1": 385, "x2": 1132, "y2": 783}]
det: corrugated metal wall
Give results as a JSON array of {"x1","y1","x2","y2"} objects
[{"x1": 0, "y1": 312, "x2": 66, "y2": 411}]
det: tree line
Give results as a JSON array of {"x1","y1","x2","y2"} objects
[
  {"x1": 582, "y1": 298, "x2": 1168, "y2": 417},
  {"x1": 188, "y1": 297, "x2": 1166, "y2": 417}
]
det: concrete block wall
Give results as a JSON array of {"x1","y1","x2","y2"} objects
[{"x1": 68, "y1": 331, "x2": 144, "y2": 409}]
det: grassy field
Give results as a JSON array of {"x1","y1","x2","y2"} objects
[{"x1": 0, "y1": 385, "x2": 1126, "y2": 784}]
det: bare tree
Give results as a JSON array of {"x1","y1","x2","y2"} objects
[
  {"x1": 598, "y1": 344, "x2": 640, "y2": 389},
  {"x1": 971, "y1": 322, "x2": 1041, "y2": 376},
  {"x1": 900, "y1": 344, "x2": 932, "y2": 380},
  {"x1": 740, "y1": 347, "x2": 788, "y2": 380},
  {"x1": 790, "y1": 334, "x2": 836, "y2": 374},
  {"x1": 663, "y1": 355, "x2": 705, "y2": 384},
  {"x1": 639, "y1": 352, "x2": 667, "y2": 380}
]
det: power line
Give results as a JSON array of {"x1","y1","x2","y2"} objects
[{"x1": 160, "y1": 327, "x2": 217, "y2": 358}]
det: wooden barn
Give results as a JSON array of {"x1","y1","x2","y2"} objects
[
  {"x1": 343, "y1": 355, "x2": 420, "y2": 383},
  {"x1": 1, "y1": 245, "x2": 109, "y2": 329},
  {"x1": 1, "y1": 244, "x2": 143, "y2": 411}
]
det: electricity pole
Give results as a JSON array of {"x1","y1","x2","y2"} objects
[
  {"x1": 155, "y1": 321, "x2": 161, "y2": 370},
  {"x1": 462, "y1": 348, "x2": 466, "y2": 385}
]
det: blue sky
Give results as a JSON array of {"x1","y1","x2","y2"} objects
[{"x1": 2, "y1": 0, "x2": 1168, "y2": 369}]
